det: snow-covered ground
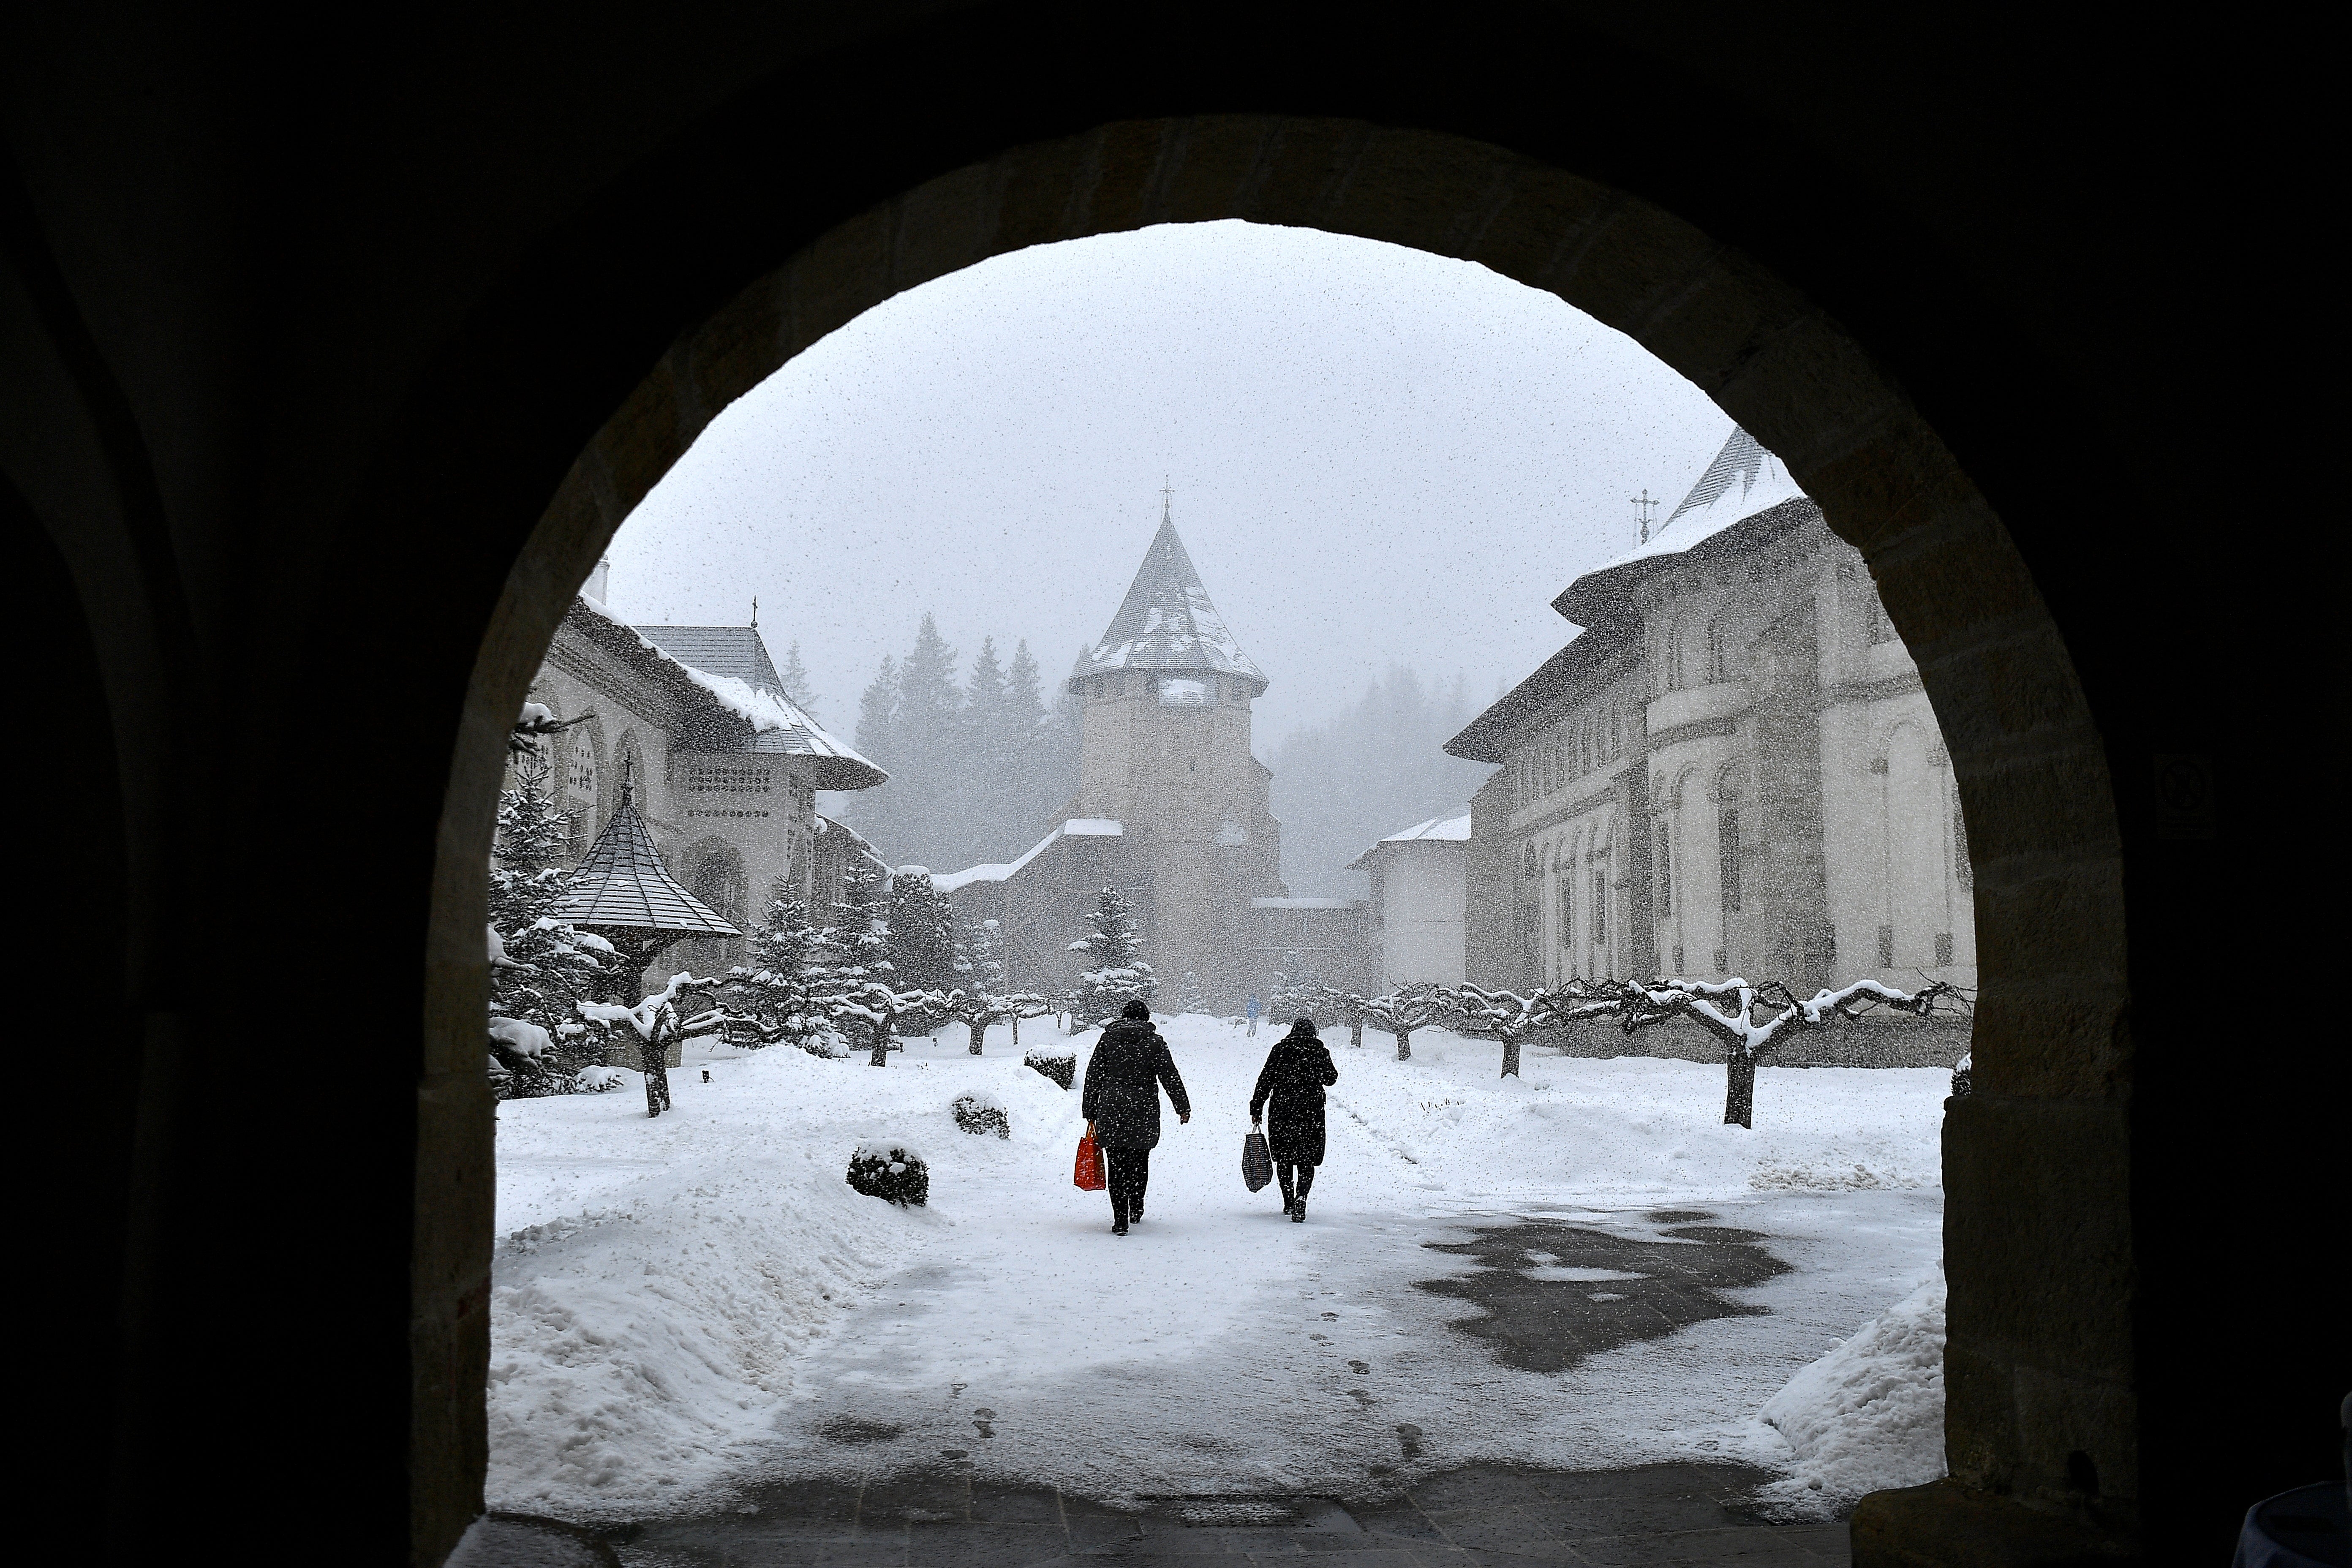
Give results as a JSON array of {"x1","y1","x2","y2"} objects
[{"x1": 488, "y1": 1014, "x2": 1949, "y2": 1522}]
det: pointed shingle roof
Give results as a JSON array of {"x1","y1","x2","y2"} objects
[
  {"x1": 627, "y1": 624, "x2": 787, "y2": 698},
  {"x1": 1071, "y1": 510, "x2": 1267, "y2": 695},
  {"x1": 553, "y1": 788, "x2": 742, "y2": 937}
]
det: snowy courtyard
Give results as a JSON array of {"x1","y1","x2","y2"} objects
[{"x1": 487, "y1": 1015, "x2": 1949, "y2": 1529}]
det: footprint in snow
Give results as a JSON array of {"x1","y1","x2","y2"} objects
[
  {"x1": 1348, "y1": 1360, "x2": 1370, "y2": 1374},
  {"x1": 972, "y1": 1407, "x2": 996, "y2": 1438}
]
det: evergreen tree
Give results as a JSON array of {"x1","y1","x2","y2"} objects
[
  {"x1": 855, "y1": 654, "x2": 900, "y2": 770},
  {"x1": 728, "y1": 886, "x2": 835, "y2": 1053},
  {"x1": 778, "y1": 641, "x2": 819, "y2": 715},
  {"x1": 486, "y1": 753, "x2": 613, "y2": 1094},
  {"x1": 1069, "y1": 885, "x2": 1156, "y2": 1025},
  {"x1": 887, "y1": 867, "x2": 960, "y2": 994}
]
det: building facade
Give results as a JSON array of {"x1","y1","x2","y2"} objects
[
  {"x1": 1446, "y1": 430, "x2": 1977, "y2": 999},
  {"x1": 515, "y1": 593, "x2": 885, "y2": 985},
  {"x1": 1348, "y1": 813, "x2": 1471, "y2": 991},
  {"x1": 942, "y1": 506, "x2": 1370, "y2": 1010}
]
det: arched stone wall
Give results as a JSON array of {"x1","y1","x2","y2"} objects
[{"x1": 436, "y1": 116, "x2": 2129, "y2": 1544}]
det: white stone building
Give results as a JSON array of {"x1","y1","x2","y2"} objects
[
  {"x1": 1446, "y1": 429, "x2": 1977, "y2": 999},
  {"x1": 516, "y1": 590, "x2": 885, "y2": 986},
  {"x1": 1348, "y1": 814, "x2": 1470, "y2": 991}
]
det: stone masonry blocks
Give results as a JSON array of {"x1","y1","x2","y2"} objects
[{"x1": 1155, "y1": 116, "x2": 1279, "y2": 225}]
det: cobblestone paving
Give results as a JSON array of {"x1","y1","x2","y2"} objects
[{"x1": 608, "y1": 1461, "x2": 1848, "y2": 1565}]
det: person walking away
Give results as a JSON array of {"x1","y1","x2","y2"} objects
[
  {"x1": 1251, "y1": 1016, "x2": 1338, "y2": 1221},
  {"x1": 1246, "y1": 993, "x2": 1260, "y2": 1038},
  {"x1": 1081, "y1": 999, "x2": 1190, "y2": 1235}
]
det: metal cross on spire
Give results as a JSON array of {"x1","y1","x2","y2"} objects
[
  {"x1": 1631, "y1": 488, "x2": 1661, "y2": 544},
  {"x1": 1161, "y1": 477, "x2": 1173, "y2": 523}
]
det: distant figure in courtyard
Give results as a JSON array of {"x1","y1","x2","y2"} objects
[
  {"x1": 1246, "y1": 994, "x2": 1260, "y2": 1037},
  {"x1": 1251, "y1": 1016, "x2": 1339, "y2": 1222},
  {"x1": 1081, "y1": 1000, "x2": 1191, "y2": 1236}
]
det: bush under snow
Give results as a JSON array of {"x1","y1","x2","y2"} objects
[{"x1": 1753, "y1": 1263, "x2": 1947, "y2": 1518}]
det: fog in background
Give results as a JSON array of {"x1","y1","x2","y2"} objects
[{"x1": 603, "y1": 220, "x2": 1742, "y2": 886}]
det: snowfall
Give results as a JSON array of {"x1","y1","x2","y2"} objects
[{"x1": 487, "y1": 1013, "x2": 1949, "y2": 1525}]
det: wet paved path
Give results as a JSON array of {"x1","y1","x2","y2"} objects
[
  {"x1": 595, "y1": 1202, "x2": 1885, "y2": 1565},
  {"x1": 607, "y1": 1461, "x2": 1848, "y2": 1565}
]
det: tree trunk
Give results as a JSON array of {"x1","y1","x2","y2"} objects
[
  {"x1": 1723, "y1": 1053, "x2": 1756, "y2": 1128},
  {"x1": 1499, "y1": 1033, "x2": 1522, "y2": 1078},
  {"x1": 1011, "y1": 1014, "x2": 1020, "y2": 1046},
  {"x1": 968, "y1": 1018, "x2": 986, "y2": 1055},
  {"x1": 868, "y1": 1017, "x2": 892, "y2": 1067},
  {"x1": 1350, "y1": 1019, "x2": 1364, "y2": 1049},
  {"x1": 1394, "y1": 1026, "x2": 1412, "y2": 1061}
]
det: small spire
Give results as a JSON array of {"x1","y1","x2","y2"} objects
[
  {"x1": 1161, "y1": 476, "x2": 1173, "y2": 525},
  {"x1": 751, "y1": 594, "x2": 758, "y2": 628}
]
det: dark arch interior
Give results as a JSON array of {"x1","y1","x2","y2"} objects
[{"x1": 5, "y1": 9, "x2": 2332, "y2": 1565}]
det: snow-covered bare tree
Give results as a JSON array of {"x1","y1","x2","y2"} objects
[
  {"x1": 1364, "y1": 983, "x2": 1449, "y2": 1061},
  {"x1": 1069, "y1": 885, "x2": 1154, "y2": 1025},
  {"x1": 579, "y1": 967, "x2": 722, "y2": 1117},
  {"x1": 1453, "y1": 983, "x2": 1572, "y2": 1079},
  {"x1": 1313, "y1": 986, "x2": 1371, "y2": 1049},
  {"x1": 1561, "y1": 976, "x2": 1964, "y2": 1128}
]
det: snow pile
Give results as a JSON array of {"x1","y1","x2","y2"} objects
[
  {"x1": 487, "y1": 1039, "x2": 1081, "y2": 1516},
  {"x1": 1752, "y1": 1263, "x2": 1947, "y2": 1518}
]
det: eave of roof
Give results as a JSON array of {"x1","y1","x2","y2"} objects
[{"x1": 566, "y1": 600, "x2": 886, "y2": 790}]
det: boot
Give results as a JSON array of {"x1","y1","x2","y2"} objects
[{"x1": 1291, "y1": 1199, "x2": 1305, "y2": 1223}]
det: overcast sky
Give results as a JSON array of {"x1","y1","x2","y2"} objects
[{"x1": 604, "y1": 220, "x2": 1740, "y2": 745}]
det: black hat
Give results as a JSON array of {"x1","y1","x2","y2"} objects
[
  {"x1": 1291, "y1": 1016, "x2": 1318, "y2": 1033},
  {"x1": 1121, "y1": 999, "x2": 1151, "y2": 1020}
]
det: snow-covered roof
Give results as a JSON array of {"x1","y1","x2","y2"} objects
[
  {"x1": 1450, "y1": 430, "x2": 1819, "y2": 767},
  {"x1": 566, "y1": 599, "x2": 885, "y2": 790},
  {"x1": 934, "y1": 819, "x2": 1127, "y2": 893},
  {"x1": 1551, "y1": 428, "x2": 1814, "y2": 620},
  {"x1": 1071, "y1": 511, "x2": 1267, "y2": 696},
  {"x1": 553, "y1": 788, "x2": 743, "y2": 937},
  {"x1": 629, "y1": 624, "x2": 787, "y2": 698},
  {"x1": 1251, "y1": 896, "x2": 1360, "y2": 910},
  {"x1": 1345, "y1": 811, "x2": 1473, "y2": 870}
]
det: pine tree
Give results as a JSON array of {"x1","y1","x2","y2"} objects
[
  {"x1": 729, "y1": 887, "x2": 834, "y2": 1053},
  {"x1": 1069, "y1": 885, "x2": 1156, "y2": 1025},
  {"x1": 855, "y1": 654, "x2": 900, "y2": 763},
  {"x1": 778, "y1": 641, "x2": 819, "y2": 715},
  {"x1": 487, "y1": 753, "x2": 613, "y2": 1094},
  {"x1": 887, "y1": 867, "x2": 960, "y2": 994}
]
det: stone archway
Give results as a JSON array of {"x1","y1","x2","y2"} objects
[{"x1": 434, "y1": 115, "x2": 2129, "y2": 1550}]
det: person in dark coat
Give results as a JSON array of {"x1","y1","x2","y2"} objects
[
  {"x1": 1250, "y1": 1017, "x2": 1339, "y2": 1221},
  {"x1": 1081, "y1": 999, "x2": 1190, "y2": 1235}
]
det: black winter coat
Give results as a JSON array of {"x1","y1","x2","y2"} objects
[
  {"x1": 1250, "y1": 1028, "x2": 1339, "y2": 1166},
  {"x1": 1081, "y1": 1021, "x2": 1191, "y2": 1150}
]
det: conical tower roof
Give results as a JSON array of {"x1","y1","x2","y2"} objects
[
  {"x1": 553, "y1": 787, "x2": 743, "y2": 936},
  {"x1": 1071, "y1": 502, "x2": 1267, "y2": 695}
]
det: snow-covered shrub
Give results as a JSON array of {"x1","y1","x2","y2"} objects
[
  {"x1": 845, "y1": 1143, "x2": 929, "y2": 1206},
  {"x1": 952, "y1": 1092, "x2": 1010, "y2": 1138},
  {"x1": 572, "y1": 1064, "x2": 624, "y2": 1094},
  {"x1": 1024, "y1": 1049, "x2": 1075, "y2": 1091}
]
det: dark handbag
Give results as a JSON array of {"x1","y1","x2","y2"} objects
[{"x1": 1242, "y1": 1129, "x2": 1272, "y2": 1192}]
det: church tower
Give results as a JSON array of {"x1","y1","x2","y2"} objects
[{"x1": 1068, "y1": 500, "x2": 1286, "y2": 1006}]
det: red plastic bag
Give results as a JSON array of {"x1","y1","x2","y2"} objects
[{"x1": 1073, "y1": 1130, "x2": 1106, "y2": 1191}]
